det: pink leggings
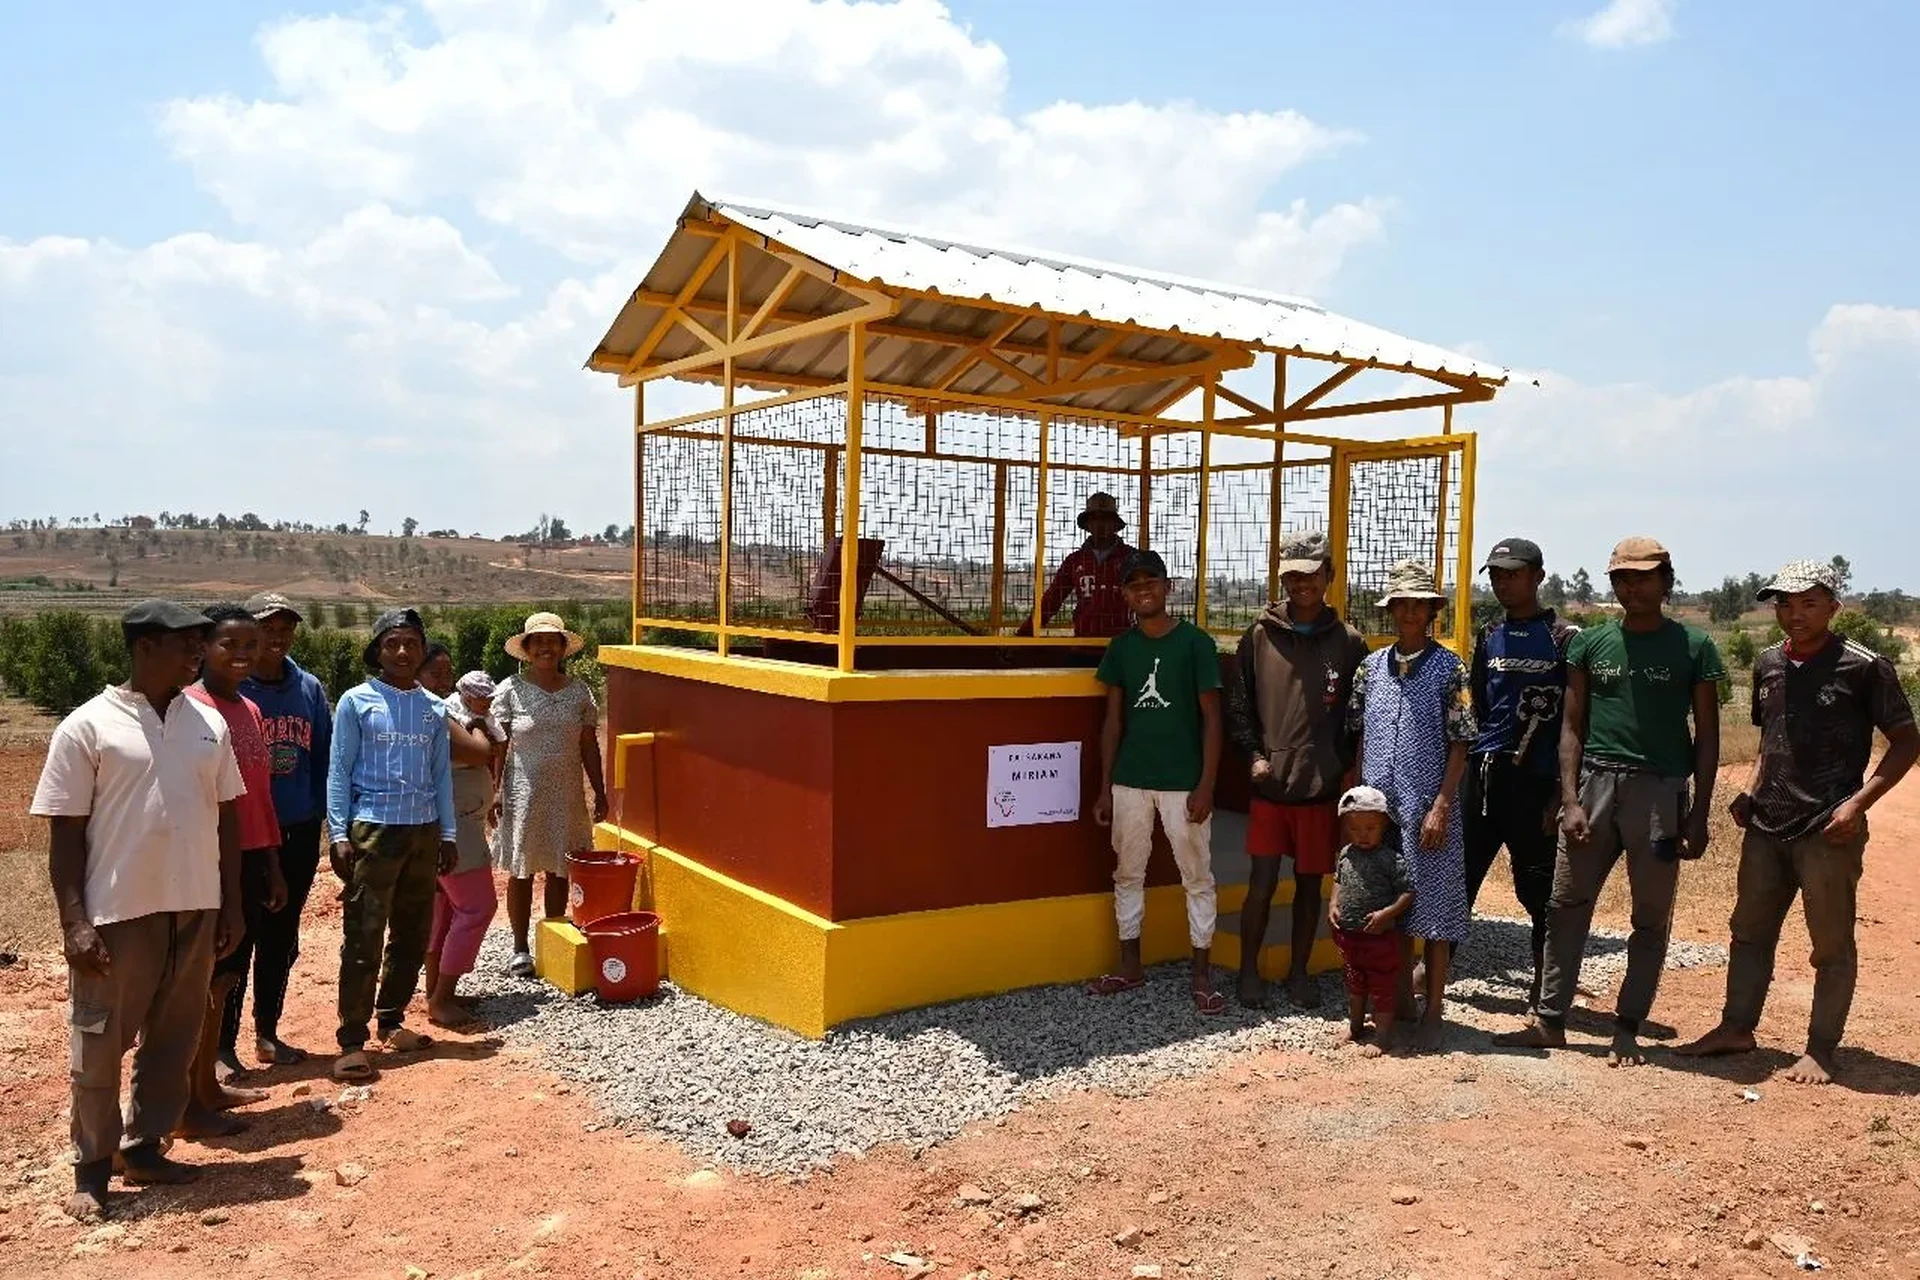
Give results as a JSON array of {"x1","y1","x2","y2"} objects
[{"x1": 429, "y1": 867, "x2": 498, "y2": 978}]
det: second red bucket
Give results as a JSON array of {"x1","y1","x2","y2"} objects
[
  {"x1": 583, "y1": 911, "x2": 661, "y2": 1002},
  {"x1": 565, "y1": 850, "x2": 640, "y2": 928}
]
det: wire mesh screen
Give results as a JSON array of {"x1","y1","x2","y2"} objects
[
  {"x1": 1341, "y1": 447, "x2": 1463, "y2": 640},
  {"x1": 1204, "y1": 463, "x2": 1272, "y2": 636},
  {"x1": 1145, "y1": 432, "x2": 1202, "y2": 606},
  {"x1": 639, "y1": 432, "x2": 721, "y2": 621}
]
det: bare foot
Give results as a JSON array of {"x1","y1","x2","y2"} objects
[
  {"x1": 1492, "y1": 1021, "x2": 1566, "y2": 1049},
  {"x1": 1359, "y1": 1042, "x2": 1385, "y2": 1059},
  {"x1": 66, "y1": 1187, "x2": 107, "y2": 1222},
  {"x1": 1413, "y1": 1019, "x2": 1445, "y2": 1054},
  {"x1": 116, "y1": 1143, "x2": 199, "y2": 1185},
  {"x1": 1237, "y1": 975, "x2": 1269, "y2": 1009},
  {"x1": 1782, "y1": 1051, "x2": 1836, "y2": 1085},
  {"x1": 214, "y1": 1050, "x2": 246, "y2": 1084},
  {"x1": 174, "y1": 1105, "x2": 247, "y2": 1140},
  {"x1": 1284, "y1": 975, "x2": 1317, "y2": 1008},
  {"x1": 1335, "y1": 1022, "x2": 1371, "y2": 1045},
  {"x1": 427, "y1": 999, "x2": 479, "y2": 1030},
  {"x1": 1608, "y1": 1027, "x2": 1646, "y2": 1067},
  {"x1": 255, "y1": 1036, "x2": 309, "y2": 1066},
  {"x1": 209, "y1": 1081, "x2": 268, "y2": 1111},
  {"x1": 1674, "y1": 1023, "x2": 1757, "y2": 1058}
]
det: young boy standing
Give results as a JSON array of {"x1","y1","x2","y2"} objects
[
  {"x1": 1679, "y1": 560, "x2": 1917, "y2": 1084},
  {"x1": 1497, "y1": 537, "x2": 1723, "y2": 1067},
  {"x1": 1465, "y1": 537, "x2": 1579, "y2": 1018},
  {"x1": 326, "y1": 608, "x2": 457, "y2": 1081},
  {"x1": 1089, "y1": 549, "x2": 1226, "y2": 1014},
  {"x1": 1327, "y1": 785, "x2": 1415, "y2": 1057}
]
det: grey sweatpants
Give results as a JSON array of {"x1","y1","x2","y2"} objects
[
  {"x1": 67, "y1": 910, "x2": 217, "y2": 1164},
  {"x1": 1539, "y1": 768, "x2": 1689, "y2": 1028},
  {"x1": 1721, "y1": 824, "x2": 1866, "y2": 1055}
]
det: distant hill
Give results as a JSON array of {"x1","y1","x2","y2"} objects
[{"x1": 0, "y1": 526, "x2": 630, "y2": 615}]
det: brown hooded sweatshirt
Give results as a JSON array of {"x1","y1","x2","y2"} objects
[{"x1": 1226, "y1": 600, "x2": 1369, "y2": 805}]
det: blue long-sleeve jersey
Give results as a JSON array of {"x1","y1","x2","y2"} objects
[{"x1": 326, "y1": 679, "x2": 456, "y2": 841}]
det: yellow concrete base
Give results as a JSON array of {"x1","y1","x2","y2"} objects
[
  {"x1": 534, "y1": 919, "x2": 595, "y2": 995},
  {"x1": 595, "y1": 821, "x2": 1340, "y2": 1037}
]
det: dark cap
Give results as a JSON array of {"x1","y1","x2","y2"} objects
[
  {"x1": 362, "y1": 607, "x2": 427, "y2": 669},
  {"x1": 1481, "y1": 537, "x2": 1544, "y2": 572},
  {"x1": 243, "y1": 590, "x2": 302, "y2": 622},
  {"x1": 121, "y1": 599, "x2": 215, "y2": 639},
  {"x1": 1120, "y1": 549, "x2": 1169, "y2": 583}
]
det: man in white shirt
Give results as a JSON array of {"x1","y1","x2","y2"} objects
[{"x1": 31, "y1": 600, "x2": 245, "y2": 1222}]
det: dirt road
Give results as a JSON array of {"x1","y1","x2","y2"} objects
[{"x1": 3, "y1": 762, "x2": 1919, "y2": 1278}]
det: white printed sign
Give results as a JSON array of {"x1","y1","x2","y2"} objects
[{"x1": 986, "y1": 741, "x2": 1082, "y2": 829}]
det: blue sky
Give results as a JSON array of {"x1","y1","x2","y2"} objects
[{"x1": 2, "y1": 0, "x2": 1916, "y2": 587}]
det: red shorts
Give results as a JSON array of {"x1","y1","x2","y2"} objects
[
  {"x1": 1246, "y1": 798, "x2": 1338, "y2": 875},
  {"x1": 1334, "y1": 926, "x2": 1402, "y2": 1007}
]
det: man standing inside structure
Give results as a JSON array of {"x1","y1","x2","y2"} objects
[
  {"x1": 1678, "y1": 560, "x2": 1917, "y2": 1084},
  {"x1": 1228, "y1": 530, "x2": 1369, "y2": 1008},
  {"x1": 1496, "y1": 537, "x2": 1723, "y2": 1066},
  {"x1": 31, "y1": 601, "x2": 246, "y2": 1221},
  {"x1": 1021, "y1": 492, "x2": 1137, "y2": 638},
  {"x1": 1465, "y1": 537, "x2": 1578, "y2": 1019}
]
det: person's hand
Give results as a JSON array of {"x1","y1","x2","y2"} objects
[
  {"x1": 329, "y1": 839, "x2": 357, "y2": 883},
  {"x1": 438, "y1": 841, "x2": 459, "y2": 875},
  {"x1": 1186, "y1": 788, "x2": 1213, "y2": 824},
  {"x1": 215, "y1": 902, "x2": 245, "y2": 959},
  {"x1": 1363, "y1": 908, "x2": 1392, "y2": 935},
  {"x1": 1093, "y1": 788, "x2": 1113, "y2": 827},
  {"x1": 266, "y1": 867, "x2": 289, "y2": 914},
  {"x1": 1821, "y1": 797, "x2": 1864, "y2": 846},
  {"x1": 1560, "y1": 802, "x2": 1591, "y2": 846},
  {"x1": 1419, "y1": 801, "x2": 1448, "y2": 851},
  {"x1": 1728, "y1": 792, "x2": 1753, "y2": 830},
  {"x1": 62, "y1": 920, "x2": 110, "y2": 975},
  {"x1": 1250, "y1": 756, "x2": 1274, "y2": 783},
  {"x1": 592, "y1": 791, "x2": 609, "y2": 824},
  {"x1": 1680, "y1": 806, "x2": 1711, "y2": 861}
]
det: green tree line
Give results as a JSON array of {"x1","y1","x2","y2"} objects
[{"x1": 0, "y1": 601, "x2": 645, "y2": 715}]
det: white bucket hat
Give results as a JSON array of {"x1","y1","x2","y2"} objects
[{"x1": 504, "y1": 611, "x2": 585, "y2": 661}]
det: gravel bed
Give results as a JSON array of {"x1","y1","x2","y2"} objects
[{"x1": 463, "y1": 919, "x2": 1726, "y2": 1175}]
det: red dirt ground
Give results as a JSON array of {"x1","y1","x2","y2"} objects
[{"x1": 4, "y1": 745, "x2": 1920, "y2": 1279}]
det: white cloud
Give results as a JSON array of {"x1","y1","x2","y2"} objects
[
  {"x1": 1468, "y1": 303, "x2": 1919, "y2": 589},
  {"x1": 2, "y1": 0, "x2": 1391, "y2": 539},
  {"x1": 1563, "y1": 0, "x2": 1675, "y2": 49}
]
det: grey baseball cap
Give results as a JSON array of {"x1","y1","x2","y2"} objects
[
  {"x1": 1276, "y1": 529, "x2": 1333, "y2": 576},
  {"x1": 1756, "y1": 559, "x2": 1842, "y2": 601},
  {"x1": 1481, "y1": 537, "x2": 1544, "y2": 571},
  {"x1": 121, "y1": 599, "x2": 215, "y2": 639},
  {"x1": 1338, "y1": 785, "x2": 1390, "y2": 817},
  {"x1": 243, "y1": 591, "x2": 302, "y2": 622}
]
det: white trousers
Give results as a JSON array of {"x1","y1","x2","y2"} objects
[{"x1": 1110, "y1": 784, "x2": 1218, "y2": 949}]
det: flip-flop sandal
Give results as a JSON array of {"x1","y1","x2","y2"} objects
[
  {"x1": 257, "y1": 1039, "x2": 309, "y2": 1066},
  {"x1": 1191, "y1": 989, "x2": 1227, "y2": 1016},
  {"x1": 1086, "y1": 973, "x2": 1147, "y2": 997},
  {"x1": 331, "y1": 1051, "x2": 377, "y2": 1082},
  {"x1": 381, "y1": 1027, "x2": 435, "y2": 1052},
  {"x1": 508, "y1": 953, "x2": 536, "y2": 978}
]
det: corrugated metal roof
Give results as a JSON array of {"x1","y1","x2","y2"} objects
[
  {"x1": 587, "y1": 191, "x2": 1505, "y2": 418},
  {"x1": 705, "y1": 195, "x2": 1506, "y2": 385}
]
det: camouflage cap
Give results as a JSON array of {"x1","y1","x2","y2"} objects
[
  {"x1": 1757, "y1": 559, "x2": 1841, "y2": 601},
  {"x1": 1375, "y1": 559, "x2": 1446, "y2": 607},
  {"x1": 1276, "y1": 529, "x2": 1333, "y2": 576}
]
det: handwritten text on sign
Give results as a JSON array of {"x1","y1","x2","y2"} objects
[{"x1": 986, "y1": 741, "x2": 1082, "y2": 828}]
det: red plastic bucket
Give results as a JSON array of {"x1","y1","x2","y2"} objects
[
  {"x1": 583, "y1": 911, "x2": 661, "y2": 1002},
  {"x1": 565, "y1": 850, "x2": 640, "y2": 928}
]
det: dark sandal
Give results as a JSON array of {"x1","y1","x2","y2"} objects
[{"x1": 1086, "y1": 973, "x2": 1147, "y2": 996}]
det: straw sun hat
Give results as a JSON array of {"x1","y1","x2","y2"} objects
[{"x1": 504, "y1": 611, "x2": 585, "y2": 661}]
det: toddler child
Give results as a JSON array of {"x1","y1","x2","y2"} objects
[{"x1": 1328, "y1": 785, "x2": 1414, "y2": 1057}]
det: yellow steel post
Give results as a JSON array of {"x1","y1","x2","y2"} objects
[
  {"x1": 1137, "y1": 432, "x2": 1153, "y2": 552},
  {"x1": 1031, "y1": 412, "x2": 1052, "y2": 635},
  {"x1": 716, "y1": 239, "x2": 738, "y2": 656},
  {"x1": 989, "y1": 460, "x2": 1008, "y2": 631},
  {"x1": 837, "y1": 323, "x2": 866, "y2": 672},
  {"x1": 632, "y1": 382, "x2": 645, "y2": 642},
  {"x1": 822, "y1": 447, "x2": 839, "y2": 560},
  {"x1": 1328, "y1": 443, "x2": 1351, "y2": 619},
  {"x1": 1431, "y1": 408, "x2": 1452, "y2": 606},
  {"x1": 1455, "y1": 430, "x2": 1478, "y2": 655},
  {"x1": 923, "y1": 408, "x2": 937, "y2": 455},
  {"x1": 1195, "y1": 380, "x2": 1215, "y2": 630},
  {"x1": 1267, "y1": 356, "x2": 1286, "y2": 603}
]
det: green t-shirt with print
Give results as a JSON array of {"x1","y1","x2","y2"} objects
[
  {"x1": 1095, "y1": 620, "x2": 1222, "y2": 792},
  {"x1": 1569, "y1": 618, "x2": 1725, "y2": 779}
]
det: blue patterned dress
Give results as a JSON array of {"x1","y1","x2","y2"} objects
[{"x1": 1349, "y1": 642, "x2": 1477, "y2": 943}]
